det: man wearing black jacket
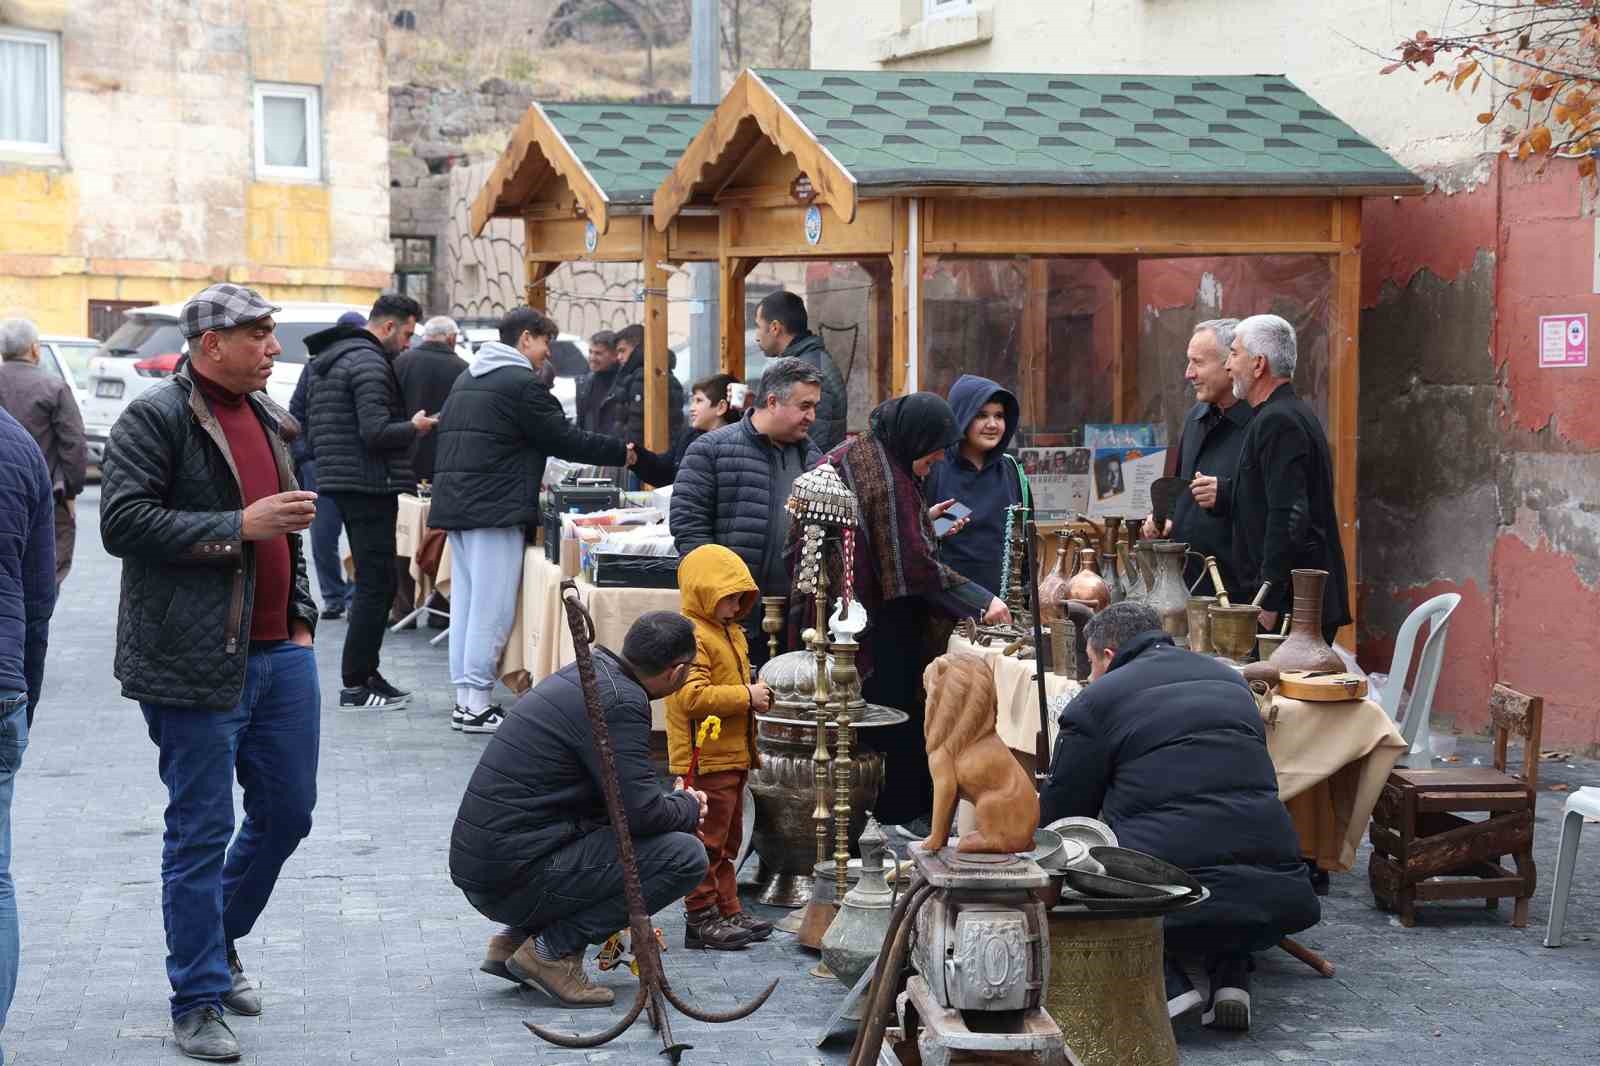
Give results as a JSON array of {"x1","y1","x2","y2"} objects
[
  {"x1": 1224, "y1": 314, "x2": 1350, "y2": 642},
  {"x1": 1041, "y1": 602, "x2": 1319, "y2": 1032},
  {"x1": 393, "y1": 315, "x2": 467, "y2": 482},
  {"x1": 428, "y1": 307, "x2": 667, "y2": 734},
  {"x1": 1142, "y1": 319, "x2": 1254, "y2": 601},
  {"x1": 303, "y1": 293, "x2": 437, "y2": 709},
  {"x1": 450, "y1": 612, "x2": 708, "y2": 1007}
]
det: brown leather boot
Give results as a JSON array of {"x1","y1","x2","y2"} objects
[
  {"x1": 505, "y1": 940, "x2": 615, "y2": 1007},
  {"x1": 479, "y1": 930, "x2": 526, "y2": 983}
]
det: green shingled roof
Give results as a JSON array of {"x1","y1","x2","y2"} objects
[
  {"x1": 542, "y1": 103, "x2": 714, "y2": 206},
  {"x1": 753, "y1": 69, "x2": 1421, "y2": 193}
]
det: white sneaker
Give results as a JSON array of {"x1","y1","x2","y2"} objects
[
  {"x1": 451, "y1": 706, "x2": 467, "y2": 731},
  {"x1": 461, "y1": 706, "x2": 504, "y2": 734}
]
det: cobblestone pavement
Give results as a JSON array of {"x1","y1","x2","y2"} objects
[{"x1": 4, "y1": 487, "x2": 1597, "y2": 1065}]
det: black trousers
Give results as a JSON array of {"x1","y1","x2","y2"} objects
[
  {"x1": 330, "y1": 492, "x2": 398, "y2": 687},
  {"x1": 465, "y1": 827, "x2": 707, "y2": 958}
]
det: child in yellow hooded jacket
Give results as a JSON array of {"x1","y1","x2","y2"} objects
[{"x1": 667, "y1": 544, "x2": 775, "y2": 949}]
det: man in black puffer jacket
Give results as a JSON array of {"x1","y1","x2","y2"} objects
[
  {"x1": 1041, "y1": 602, "x2": 1319, "y2": 1034},
  {"x1": 302, "y1": 293, "x2": 436, "y2": 709},
  {"x1": 605, "y1": 323, "x2": 687, "y2": 452},
  {"x1": 450, "y1": 612, "x2": 707, "y2": 1007},
  {"x1": 670, "y1": 357, "x2": 822, "y2": 667},
  {"x1": 427, "y1": 308, "x2": 667, "y2": 734}
]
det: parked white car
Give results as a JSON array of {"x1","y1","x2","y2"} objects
[
  {"x1": 80, "y1": 301, "x2": 365, "y2": 464},
  {"x1": 458, "y1": 328, "x2": 586, "y2": 423},
  {"x1": 38, "y1": 335, "x2": 97, "y2": 410}
]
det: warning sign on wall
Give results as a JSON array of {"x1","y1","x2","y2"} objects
[{"x1": 1539, "y1": 313, "x2": 1588, "y2": 369}]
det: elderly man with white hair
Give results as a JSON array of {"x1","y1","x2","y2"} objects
[
  {"x1": 1223, "y1": 313, "x2": 1350, "y2": 644},
  {"x1": 0, "y1": 317, "x2": 86, "y2": 586}
]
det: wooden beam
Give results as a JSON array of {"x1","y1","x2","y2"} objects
[
  {"x1": 920, "y1": 196, "x2": 1341, "y2": 258},
  {"x1": 720, "y1": 199, "x2": 895, "y2": 261},
  {"x1": 1019, "y1": 258, "x2": 1049, "y2": 432},
  {"x1": 653, "y1": 69, "x2": 859, "y2": 231},
  {"x1": 643, "y1": 224, "x2": 671, "y2": 456},
  {"x1": 664, "y1": 213, "x2": 720, "y2": 263},
  {"x1": 1110, "y1": 259, "x2": 1140, "y2": 421},
  {"x1": 1329, "y1": 197, "x2": 1362, "y2": 645}
]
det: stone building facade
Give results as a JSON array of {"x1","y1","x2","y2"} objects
[
  {"x1": 806, "y1": 0, "x2": 1600, "y2": 747},
  {"x1": 0, "y1": 0, "x2": 391, "y2": 336}
]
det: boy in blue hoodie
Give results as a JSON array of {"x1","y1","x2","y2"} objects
[{"x1": 925, "y1": 375, "x2": 1027, "y2": 597}]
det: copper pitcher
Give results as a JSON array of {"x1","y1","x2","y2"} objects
[
  {"x1": 1037, "y1": 531, "x2": 1077, "y2": 624},
  {"x1": 1265, "y1": 568, "x2": 1343, "y2": 673},
  {"x1": 1066, "y1": 547, "x2": 1111, "y2": 613}
]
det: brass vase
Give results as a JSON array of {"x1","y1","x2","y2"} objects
[
  {"x1": 1265, "y1": 568, "x2": 1344, "y2": 674},
  {"x1": 1148, "y1": 541, "x2": 1192, "y2": 645}
]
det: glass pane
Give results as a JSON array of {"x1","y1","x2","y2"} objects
[
  {"x1": 261, "y1": 95, "x2": 308, "y2": 167},
  {"x1": 405, "y1": 238, "x2": 433, "y2": 267},
  {"x1": 0, "y1": 37, "x2": 50, "y2": 145},
  {"x1": 403, "y1": 272, "x2": 430, "y2": 307}
]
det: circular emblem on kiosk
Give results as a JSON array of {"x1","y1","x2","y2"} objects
[
  {"x1": 803, "y1": 205, "x2": 823, "y2": 246},
  {"x1": 584, "y1": 221, "x2": 598, "y2": 253}
]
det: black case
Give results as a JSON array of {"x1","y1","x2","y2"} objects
[
  {"x1": 542, "y1": 480, "x2": 622, "y2": 562},
  {"x1": 590, "y1": 553, "x2": 680, "y2": 589}
]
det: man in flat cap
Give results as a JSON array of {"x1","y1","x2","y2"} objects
[{"x1": 101, "y1": 282, "x2": 322, "y2": 1062}]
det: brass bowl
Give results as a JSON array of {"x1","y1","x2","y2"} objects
[{"x1": 1208, "y1": 603, "x2": 1260, "y2": 662}]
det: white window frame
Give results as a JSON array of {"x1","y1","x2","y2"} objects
[
  {"x1": 0, "y1": 27, "x2": 63, "y2": 156},
  {"x1": 253, "y1": 82, "x2": 322, "y2": 182},
  {"x1": 923, "y1": 0, "x2": 974, "y2": 19}
]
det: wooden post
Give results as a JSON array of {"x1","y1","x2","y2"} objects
[
  {"x1": 889, "y1": 198, "x2": 913, "y2": 395},
  {"x1": 1328, "y1": 197, "x2": 1362, "y2": 645},
  {"x1": 526, "y1": 261, "x2": 556, "y2": 313},
  {"x1": 1109, "y1": 258, "x2": 1140, "y2": 422},
  {"x1": 643, "y1": 225, "x2": 671, "y2": 455},
  {"x1": 719, "y1": 256, "x2": 752, "y2": 378},
  {"x1": 1019, "y1": 258, "x2": 1050, "y2": 434}
]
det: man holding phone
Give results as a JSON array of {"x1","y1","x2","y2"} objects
[{"x1": 303, "y1": 294, "x2": 436, "y2": 709}]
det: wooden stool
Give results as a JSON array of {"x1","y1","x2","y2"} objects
[{"x1": 1368, "y1": 684, "x2": 1542, "y2": 927}]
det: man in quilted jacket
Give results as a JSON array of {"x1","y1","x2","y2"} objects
[
  {"x1": 302, "y1": 294, "x2": 437, "y2": 709},
  {"x1": 100, "y1": 283, "x2": 323, "y2": 1062},
  {"x1": 670, "y1": 357, "x2": 822, "y2": 669}
]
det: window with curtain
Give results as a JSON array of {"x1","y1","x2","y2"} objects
[
  {"x1": 0, "y1": 28, "x2": 61, "y2": 153},
  {"x1": 253, "y1": 83, "x2": 321, "y2": 181}
]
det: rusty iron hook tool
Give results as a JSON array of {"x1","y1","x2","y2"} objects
[{"x1": 525, "y1": 581, "x2": 777, "y2": 1063}]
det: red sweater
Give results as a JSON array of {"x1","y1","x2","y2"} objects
[{"x1": 194, "y1": 372, "x2": 291, "y2": 642}]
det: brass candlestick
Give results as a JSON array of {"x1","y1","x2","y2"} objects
[
  {"x1": 808, "y1": 564, "x2": 832, "y2": 874},
  {"x1": 760, "y1": 595, "x2": 786, "y2": 660},
  {"x1": 829, "y1": 637, "x2": 860, "y2": 902}
]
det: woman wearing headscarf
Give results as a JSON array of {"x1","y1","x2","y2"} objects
[{"x1": 812, "y1": 393, "x2": 1010, "y2": 827}]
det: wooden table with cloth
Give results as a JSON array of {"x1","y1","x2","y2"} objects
[
  {"x1": 1262, "y1": 693, "x2": 1407, "y2": 871},
  {"x1": 947, "y1": 634, "x2": 1081, "y2": 756}
]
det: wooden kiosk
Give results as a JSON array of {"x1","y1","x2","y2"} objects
[
  {"x1": 469, "y1": 101, "x2": 717, "y2": 452},
  {"x1": 650, "y1": 69, "x2": 1424, "y2": 628}
]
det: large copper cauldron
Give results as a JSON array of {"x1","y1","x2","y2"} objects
[{"x1": 749, "y1": 649, "x2": 908, "y2": 907}]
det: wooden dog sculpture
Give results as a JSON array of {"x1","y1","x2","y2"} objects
[{"x1": 920, "y1": 651, "x2": 1039, "y2": 854}]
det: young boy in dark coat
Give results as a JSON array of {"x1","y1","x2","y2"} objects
[{"x1": 1041, "y1": 602, "x2": 1319, "y2": 1032}]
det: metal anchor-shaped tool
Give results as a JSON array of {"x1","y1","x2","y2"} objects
[{"x1": 526, "y1": 582, "x2": 778, "y2": 1063}]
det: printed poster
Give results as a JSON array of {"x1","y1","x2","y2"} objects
[
  {"x1": 1018, "y1": 447, "x2": 1090, "y2": 521},
  {"x1": 1089, "y1": 446, "x2": 1167, "y2": 519}
]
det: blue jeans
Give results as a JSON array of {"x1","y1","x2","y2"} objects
[
  {"x1": 0, "y1": 691, "x2": 28, "y2": 1051},
  {"x1": 297, "y1": 459, "x2": 350, "y2": 610},
  {"x1": 140, "y1": 642, "x2": 320, "y2": 1020}
]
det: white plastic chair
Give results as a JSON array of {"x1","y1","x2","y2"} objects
[
  {"x1": 1545, "y1": 786, "x2": 1600, "y2": 948},
  {"x1": 1374, "y1": 593, "x2": 1460, "y2": 768}
]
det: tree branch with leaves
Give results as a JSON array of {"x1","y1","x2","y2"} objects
[{"x1": 1380, "y1": 0, "x2": 1600, "y2": 176}]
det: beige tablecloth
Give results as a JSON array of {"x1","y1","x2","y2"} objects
[
  {"x1": 946, "y1": 635, "x2": 1081, "y2": 755},
  {"x1": 1262, "y1": 694, "x2": 1406, "y2": 871},
  {"x1": 341, "y1": 493, "x2": 435, "y2": 602}
]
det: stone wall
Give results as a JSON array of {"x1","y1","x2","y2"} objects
[{"x1": 389, "y1": 78, "x2": 536, "y2": 316}]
